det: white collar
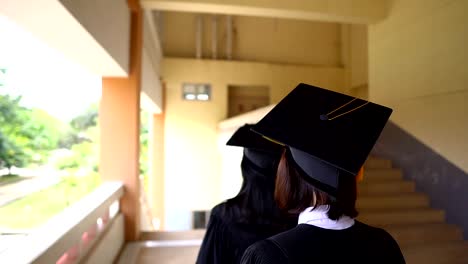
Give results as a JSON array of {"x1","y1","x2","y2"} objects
[{"x1": 298, "y1": 205, "x2": 355, "y2": 230}]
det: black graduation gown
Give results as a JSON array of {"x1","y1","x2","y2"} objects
[
  {"x1": 241, "y1": 221, "x2": 406, "y2": 264},
  {"x1": 196, "y1": 204, "x2": 295, "y2": 264}
]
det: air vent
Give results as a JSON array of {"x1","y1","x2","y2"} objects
[{"x1": 182, "y1": 83, "x2": 211, "y2": 101}]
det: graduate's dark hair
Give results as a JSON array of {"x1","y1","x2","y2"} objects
[
  {"x1": 275, "y1": 149, "x2": 358, "y2": 220},
  {"x1": 224, "y1": 148, "x2": 295, "y2": 227}
]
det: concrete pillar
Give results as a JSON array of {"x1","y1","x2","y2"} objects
[
  {"x1": 151, "y1": 83, "x2": 165, "y2": 230},
  {"x1": 100, "y1": 0, "x2": 143, "y2": 241}
]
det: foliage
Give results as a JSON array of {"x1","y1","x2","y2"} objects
[
  {"x1": 0, "y1": 132, "x2": 27, "y2": 171},
  {"x1": 70, "y1": 104, "x2": 98, "y2": 131},
  {"x1": 25, "y1": 109, "x2": 65, "y2": 163},
  {"x1": 0, "y1": 95, "x2": 28, "y2": 170},
  {"x1": 0, "y1": 95, "x2": 62, "y2": 171},
  {"x1": 59, "y1": 104, "x2": 98, "y2": 149},
  {"x1": 55, "y1": 139, "x2": 98, "y2": 173},
  {"x1": 140, "y1": 110, "x2": 149, "y2": 191},
  {"x1": 54, "y1": 105, "x2": 99, "y2": 175},
  {"x1": 0, "y1": 96, "x2": 102, "y2": 230}
]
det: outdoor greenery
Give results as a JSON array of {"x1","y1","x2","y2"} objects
[
  {"x1": 0, "y1": 95, "x2": 99, "y2": 175},
  {"x1": 54, "y1": 104, "x2": 99, "y2": 174},
  {"x1": 0, "y1": 95, "x2": 101, "y2": 230},
  {"x1": 0, "y1": 173, "x2": 99, "y2": 229},
  {"x1": 0, "y1": 174, "x2": 24, "y2": 187},
  {"x1": 0, "y1": 94, "x2": 63, "y2": 173},
  {"x1": 0, "y1": 95, "x2": 150, "y2": 230},
  {"x1": 140, "y1": 110, "x2": 150, "y2": 192}
]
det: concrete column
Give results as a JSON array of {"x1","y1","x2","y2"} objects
[
  {"x1": 151, "y1": 115, "x2": 165, "y2": 228},
  {"x1": 150, "y1": 82, "x2": 165, "y2": 230},
  {"x1": 100, "y1": 0, "x2": 143, "y2": 241}
]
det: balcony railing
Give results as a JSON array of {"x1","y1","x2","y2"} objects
[{"x1": 0, "y1": 181, "x2": 124, "y2": 264}]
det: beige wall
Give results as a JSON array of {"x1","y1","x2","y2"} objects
[
  {"x1": 341, "y1": 24, "x2": 369, "y2": 98},
  {"x1": 349, "y1": 25, "x2": 368, "y2": 89},
  {"x1": 162, "y1": 12, "x2": 341, "y2": 66},
  {"x1": 369, "y1": 0, "x2": 468, "y2": 172},
  {"x1": 162, "y1": 57, "x2": 344, "y2": 230}
]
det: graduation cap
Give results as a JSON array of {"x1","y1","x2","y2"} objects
[
  {"x1": 227, "y1": 124, "x2": 284, "y2": 152},
  {"x1": 251, "y1": 83, "x2": 392, "y2": 197},
  {"x1": 227, "y1": 124, "x2": 284, "y2": 170}
]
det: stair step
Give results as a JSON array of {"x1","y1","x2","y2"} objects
[
  {"x1": 140, "y1": 230, "x2": 205, "y2": 241},
  {"x1": 365, "y1": 158, "x2": 392, "y2": 169},
  {"x1": 402, "y1": 242, "x2": 468, "y2": 264},
  {"x1": 358, "y1": 181, "x2": 415, "y2": 195},
  {"x1": 138, "y1": 245, "x2": 200, "y2": 264},
  {"x1": 385, "y1": 224, "x2": 463, "y2": 246},
  {"x1": 363, "y1": 169, "x2": 403, "y2": 181},
  {"x1": 357, "y1": 193, "x2": 429, "y2": 210},
  {"x1": 358, "y1": 209, "x2": 445, "y2": 226}
]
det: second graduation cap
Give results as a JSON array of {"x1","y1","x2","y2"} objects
[
  {"x1": 226, "y1": 124, "x2": 282, "y2": 153},
  {"x1": 251, "y1": 83, "x2": 392, "y2": 197},
  {"x1": 227, "y1": 124, "x2": 283, "y2": 170}
]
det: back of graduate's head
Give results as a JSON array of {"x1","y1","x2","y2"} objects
[
  {"x1": 237, "y1": 147, "x2": 279, "y2": 201},
  {"x1": 225, "y1": 124, "x2": 293, "y2": 226},
  {"x1": 242, "y1": 147, "x2": 280, "y2": 179},
  {"x1": 251, "y1": 83, "x2": 392, "y2": 221},
  {"x1": 227, "y1": 124, "x2": 283, "y2": 184},
  {"x1": 275, "y1": 148, "x2": 358, "y2": 221}
]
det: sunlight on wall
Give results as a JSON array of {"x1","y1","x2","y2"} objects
[
  {"x1": 218, "y1": 129, "x2": 244, "y2": 201},
  {"x1": 369, "y1": 0, "x2": 468, "y2": 173}
]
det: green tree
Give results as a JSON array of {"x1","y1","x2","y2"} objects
[
  {"x1": 55, "y1": 104, "x2": 99, "y2": 174},
  {"x1": 59, "y1": 104, "x2": 98, "y2": 149},
  {"x1": 24, "y1": 109, "x2": 64, "y2": 163},
  {"x1": 52, "y1": 104, "x2": 101, "y2": 204},
  {"x1": 0, "y1": 132, "x2": 27, "y2": 172},
  {"x1": 70, "y1": 104, "x2": 98, "y2": 131},
  {"x1": 0, "y1": 94, "x2": 62, "y2": 172},
  {"x1": 0, "y1": 95, "x2": 30, "y2": 172},
  {"x1": 55, "y1": 127, "x2": 99, "y2": 173}
]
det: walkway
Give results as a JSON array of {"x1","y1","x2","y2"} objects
[
  {"x1": 0, "y1": 176, "x2": 60, "y2": 207},
  {"x1": 0, "y1": 176, "x2": 59, "y2": 258}
]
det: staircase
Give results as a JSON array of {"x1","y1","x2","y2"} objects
[
  {"x1": 358, "y1": 157, "x2": 468, "y2": 264},
  {"x1": 119, "y1": 157, "x2": 468, "y2": 264}
]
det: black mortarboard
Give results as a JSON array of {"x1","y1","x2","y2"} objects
[
  {"x1": 227, "y1": 124, "x2": 283, "y2": 170},
  {"x1": 251, "y1": 83, "x2": 392, "y2": 197},
  {"x1": 227, "y1": 124, "x2": 284, "y2": 153}
]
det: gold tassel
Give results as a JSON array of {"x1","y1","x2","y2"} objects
[{"x1": 356, "y1": 167, "x2": 364, "y2": 182}]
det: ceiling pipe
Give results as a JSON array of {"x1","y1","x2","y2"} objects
[
  {"x1": 196, "y1": 14, "x2": 202, "y2": 59},
  {"x1": 211, "y1": 15, "x2": 218, "y2": 60},
  {"x1": 144, "y1": 10, "x2": 163, "y2": 60},
  {"x1": 226, "y1": 15, "x2": 232, "y2": 60},
  {"x1": 155, "y1": 11, "x2": 164, "y2": 45}
]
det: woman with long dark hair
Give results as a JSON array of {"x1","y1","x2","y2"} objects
[
  {"x1": 196, "y1": 124, "x2": 296, "y2": 264},
  {"x1": 241, "y1": 83, "x2": 405, "y2": 264}
]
